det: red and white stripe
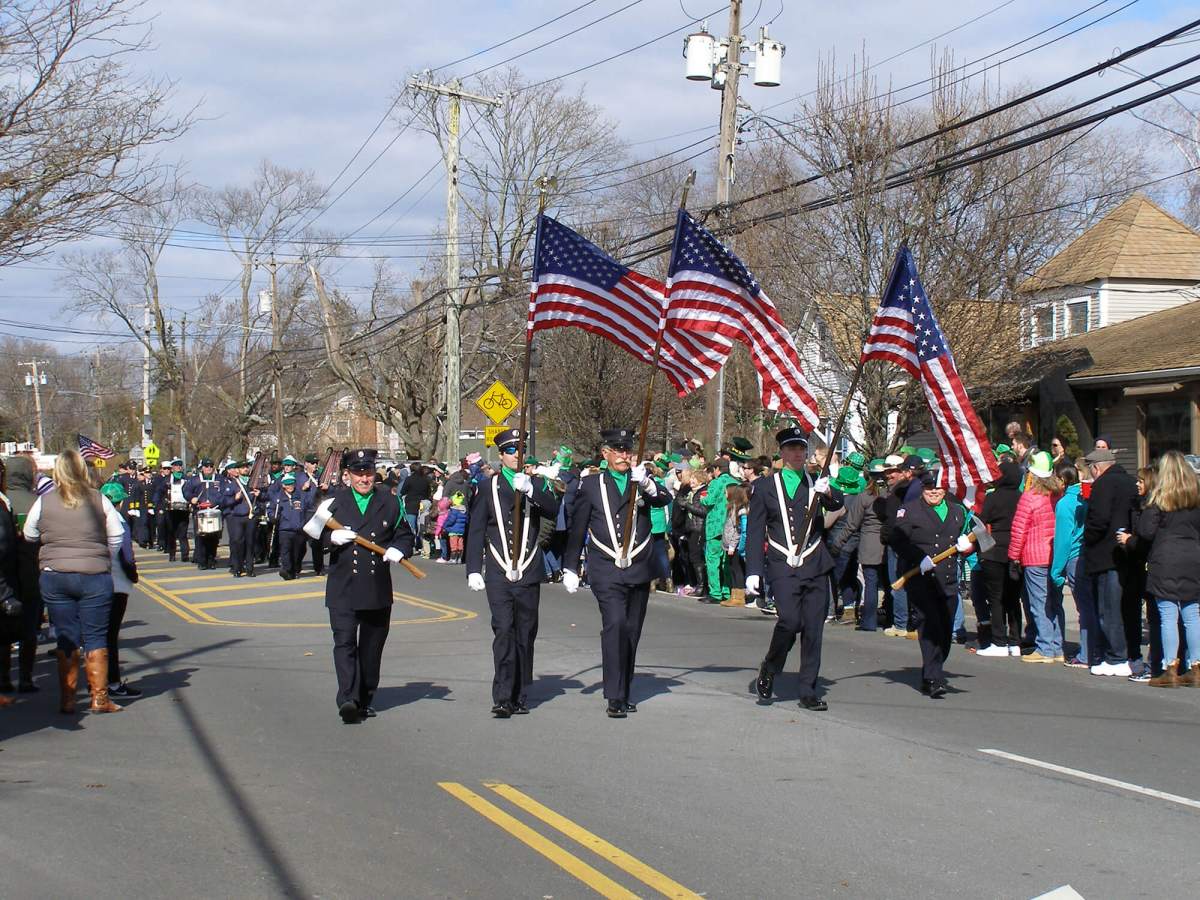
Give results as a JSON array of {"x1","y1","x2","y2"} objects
[
  {"x1": 860, "y1": 307, "x2": 920, "y2": 375},
  {"x1": 529, "y1": 271, "x2": 732, "y2": 395},
  {"x1": 667, "y1": 270, "x2": 821, "y2": 430}
]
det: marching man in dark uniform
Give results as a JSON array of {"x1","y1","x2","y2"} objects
[
  {"x1": 464, "y1": 427, "x2": 561, "y2": 718},
  {"x1": 185, "y1": 458, "x2": 224, "y2": 569},
  {"x1": 562, "y1": 428, "x2": 673, "y2": 718},
  {"x1": 221, "y1": 460, "x2": 260, "y2": 577},
  {"x1": 747, "y1": 427, "x2": 843, "y2": 711},
  {"x1": 298, "y1": 453, "x2": 325, "y2": 575},
  {"x1": 889, "y1": 470, "x2": 974, "y2": 698},
  {"x1": 304, "y1": 448, "x2": 414, "y2": 724}
]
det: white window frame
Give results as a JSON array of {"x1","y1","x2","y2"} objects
[
  {"x1": 1065, "y1": 296, "x2": 1091, "y2": 336},
  {"x1": 1031, "y1": 304, "x2": 1055, "y2": 346},
  {"x1": 334, "y1": 419, "x2": 351, "y2": 438}
]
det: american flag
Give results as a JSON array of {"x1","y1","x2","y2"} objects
[
  {"x1": 77, "y1": 433, "x2": 115, "y2": 461},
  {"x1": 665, "y1": 210, "x2": 820, "y2": 430},
  {"x1": 861, "y1": 246, "x2": 1001, "y2": 496},
  {"x1": 527, "y1": 214, "x2": 732, "y2": 395}
]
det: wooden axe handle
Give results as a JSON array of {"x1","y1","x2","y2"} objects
[
  {"x1": 891, "y1": 533, "x2": 976, "y2": 590},
  {"x1": 326, "y1": 515, "x2": 426, "y2": 580}
]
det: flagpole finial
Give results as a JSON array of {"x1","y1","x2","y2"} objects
[
  {"x1": 535, "y1": 175, "x2": 557, "y2": 215},
  {"x1": 679, "y1": 170, "x2": 697, "y2": 211}
]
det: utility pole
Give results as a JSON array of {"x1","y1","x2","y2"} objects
[
  {"x1": 19, "y1": 360, "x2": 47, "y2": 449},
  {"x1": 142, "y1": 300, "x2": 152, "y2": 448},
  {"x1": 256, "y1": 252, "x2": 286, "y2": 451},
  {"x1": 409, "y1": 76, "x2": 502, "y2": 463},
  {"x1": 93, "y1": 346, "x2": 103, "y2": 438}
]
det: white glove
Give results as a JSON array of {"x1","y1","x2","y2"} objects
[
  {"x1": 956, "y1": 534, "x2": 974, "y2": 554},
  {"x1": 639, "y1": 476, "x2": 658, "y2": 497},
  {"x1": 330, "y1": 528, "x2": 357, "y2": 546},
  {"x1": 467, "y1": 572, "x2": 485, "y2": 592},
  {"x1": 630, "y1": 463, "x2": 648, "y2": 483},
  {"x1": 512, "y1": 472, "x2": 533, "y2": 496},
  {"x1": 562, "y1": 570, "x2": 580, "y2": 593},
  {"x1": 383, "y1": 547, "x2": 405, "y2": 563},
  {"x1": 813, "y1": 476, "x2": 830, "y2": 496},
  {"x1": 919, "y1": 555, "x2": 935, "y2": 575},
  {"x1": 745, "y1": 575, "x2": 761, "y2": 595}
]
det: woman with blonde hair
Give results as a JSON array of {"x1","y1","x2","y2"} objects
[
  {"x1": 22, "y1": 449, "x2": 127, "y2": 713},
  {"x1": 1128, "y1": 451, "x2": 1200, "y2": 687},
  {"x1": 1008, "y1": 451, "x2": 1065, "y2": 663}
]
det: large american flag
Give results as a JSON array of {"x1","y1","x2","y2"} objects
[
  {"x1": 77, "y1": 433, "x2": 115, "y2": 461},
  {"x1": 665, "y1": 210, "x2": 820, "y2": 430},
  {"x1": 861, "y1": 246, "x2": 1000, "y2": 496},
  {"x1": 527, "y1": 214, "x2": 732, "y2": 395}
]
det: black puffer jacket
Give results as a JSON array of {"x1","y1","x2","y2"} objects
[
  {"x1": 979, "y1": 461, "x2": 1022, "y2": 564},
  {"x1": 1134, "y1": 504, "x2": 1200, "y2": 602},
  {"x1": 1084, "y1": 463, "x2": 1138, "y2": 575}
]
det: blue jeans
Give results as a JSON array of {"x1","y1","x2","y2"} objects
[
  {"x1": 405, "y1": 514, "x2": 421, "y2": 552},
  {"x1": 1023, "y1": 565, "x2": 1064, "y2": 657},
  {"x1": 40, "y1": 570, "x2": 114, "y2": 654},
  {"x1": 887, "y1": 549, "x2": 908, "y2": 630},
  {"x1": 1090, "y1": 568, "x2": 1127, "y2": 664},
  {"x1": 1062, "y1": 556, "x2": 1091, "y2": 662},
  {"x1": 860, "y1": 563, "x2": 885, "y2": 630},
  {"x1": 1157, "y1": 598, "x2": 1200, "y2": 669}
]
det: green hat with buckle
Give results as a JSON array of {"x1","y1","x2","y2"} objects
[{"x1": 833, "y1": 466, "x2": 866, "y2": 495}]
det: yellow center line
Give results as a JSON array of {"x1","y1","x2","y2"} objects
[
  {"x1": 485, "y1": 783, "x2": 701, "y2": 900},
  {"x1": 148, "y1": 573, "x2": 237, "y2": 583},
  {"x1": 438, "y1": 783, "x2": 639, "y2": 900},
  {"x1": 192, "y1": 591, "x2": 325, "y2": 610},
  {"x1": 172, "y1": 578, "x2": 326, "y2": 596}
]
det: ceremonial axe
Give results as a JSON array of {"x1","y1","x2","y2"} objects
[
  {"x1": 304, "y1": 502, "x2": 426, "y2": 579},
  {"x1": 891, "y1": 515, "x2": 994, "y2": 590}
]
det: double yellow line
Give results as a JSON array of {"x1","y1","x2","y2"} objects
[{"x1": 439, "y1": 781, "x2": 700, "y2": 899}]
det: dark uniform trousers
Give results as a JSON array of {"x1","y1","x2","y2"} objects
[
  {"x1": 486, "y1": 577, "x2": 540, "y2": 705},
  {"x1": 592, "y1": 580, "x2": 651, "y2": 702},
  {"x1": 194, "y1": 527, "x2": 220, "y2": 568},
  {"x1": 307, "y1": 537, "x2": 325, "y2": 575},
  {"x1": 908, "y1": 579, "x2": 955, "y2": 682},
  {"x1": 279, "y1": 529, "x2": 305, "y2": 578},
  {"x1": 763, "y1": 576, "x2": 827, "y2": 696},
  {"x1": 227, "y1": 515, "x2": 256, "y2": 574},
  {"x1": 329, "y1": 607, "x2": 391, "y2": 708},
  {"x1": 167, "y1": 511, "x2": 190, "y2": 561}
]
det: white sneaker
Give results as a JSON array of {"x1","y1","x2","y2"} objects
[
  {"x1": 1008, "y1": 645, "x2": 1021, "y2": 657},
  {"x1": 976, "y1": 644, "x2": 1010, "y2": 657},
  {"x1": 1108, "y1": 661, "x2": 1132, "y2": 677},
  {"x1": 1091, "y1": 661, "x2": 1123, "y2": 676}
]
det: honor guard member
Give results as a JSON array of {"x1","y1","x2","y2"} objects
[
  {"x1": 158, "y1": 458, "x2": 190, "y2": 561},
  {"x1": 222, "y1": 460, "x2": 260, "y2": 577},
  {"x1": 150, "y1": 463, "x2": 170, "y2": 550},
  {"x1": 464, "y1": 427, "x2": 561, "y2": 718},
  {"x1": 185, "y1": 458, "x2": 224, "y2": 569},
  {"x1": 299, "y1": 453, "x2": 325, "y2": 575},
  {"x1": 889, "y1": 470, "x2": 974, "y2": 699},
  {"x1": 747, "y1": 427, "x2": 843, "y2": 711},
  {"x1": 561, "y1": 427, "x2": 673, "y2": 718},
  {"x1": 272, "y1": 473, "x2": 315, "y2": 580},
  {"x1": 305, "y1": 448, "x2": 414, "y2": 724}
]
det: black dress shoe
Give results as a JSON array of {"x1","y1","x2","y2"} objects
[
  {"x1": 17, "y1": 680, "x2": 38, "y2": 694},
  {"x1": 361, "y1": 706, "x2": 377, "y2": 718},
  {"x1": 339, "y1": 700, "x2": 361, "y2": 724},
  {"x1": 928, "y1": 681, "x2": 947, "y2": 699},
  {"x1": 513, "y1": 699, "x2": 530, "y2": 715},
  {"x1": 623, "y1": 701, "x2": 637, "y2": 713},
  {"x1": 246, "y1": 569, "x2": 256, "y2": 577},
  {"x1": 491, "y1": 702, "x2": 513, "y2": 718},
  {"x1": 798, "y1": 695, "x2": 828, "y2": 711},
  {"x1": 755, "y1": 661, "x2": 774, "y2": 699},
  {"x1": 920, "y1": 680, "x2": 932, "y2": 695},
  {"x1": 606, "y1": 700, "x2": 627, "y2": 718}
]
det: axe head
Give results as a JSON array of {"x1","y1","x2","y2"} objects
[
  {"x1": 303, "y1": 498, "x2": 336, "y2": 540},
  {"x1": 969, "y1": 515, "x2": 996, "y2": 554}
]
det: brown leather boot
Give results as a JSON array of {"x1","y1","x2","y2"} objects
[
  {"x1": 56, "y1": 649, "x2": 80, "y2": 714},
  {"x1": 1149, "y1": 660, "x2": 1180, "y2": 688},
  {"x1": 720, "y1": 588, "x2": 746, "y2": 607},
  {"x1": 1180, "y1": 662, "x2": 1200, "y2": 687},
  {"x1": 85, "y1": 649, "x2": 122, "y2": 713}
]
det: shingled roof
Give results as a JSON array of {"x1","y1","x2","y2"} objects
[
  {"x1": 1052, "y1": 298, "x2": 1200, "y2": 379},
  {"x1": 1018, "y1": 193, "x2": 1200, "y2": 293}
]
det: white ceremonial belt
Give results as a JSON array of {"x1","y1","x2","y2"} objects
[
  {"x1": 588, "y1": 529, "x2": 651, "y2": 567},
  {"x1": 490, "y1": 477, "x2": 534, "y2": 581},
  {"x1": 767, "y1": 537, "x2": 821, "y2": 568}
]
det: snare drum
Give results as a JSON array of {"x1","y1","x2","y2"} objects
[{"x1": 197, "y1": 508, "x2": 222, "y2": 535}]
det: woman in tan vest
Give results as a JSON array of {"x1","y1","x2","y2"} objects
[{"x1": 23, "y1": 450, "x2": 126, "y2": 713}]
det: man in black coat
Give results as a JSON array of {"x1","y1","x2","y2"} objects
[
  {"x1": 1081, "y1": 448, "x2": 1138, "y2": 676},
  {"x1": 890, "y1": 471, "x2": 975, "y2": 698},
  {"x1": 305, "y1": 448, "x2": 415, "y2": 724},
  {"x1": 562, "y1": 428, "x2": 672, "y2": 718},
  {"x1": 745, "y1": 427, "x2": 843, "y2": 710},
  {"x1": 465, "y1": 428, "x2": 560, "y2": 717}
]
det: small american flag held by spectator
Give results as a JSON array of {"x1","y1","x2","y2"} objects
[{"x1": 77, "y1": 433, "x2": 115, "y2": 461}]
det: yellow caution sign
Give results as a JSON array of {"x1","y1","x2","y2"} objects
[
  {"x1": 474, "y1": 380, "x2": 518, "y2": 426},
  {"x1": 484, "y1": 425, "x2": 510, "y2": 447},
  {"x1": 92, "y1": 458, "x2": 107, "y2": 468},
  {"x1": 143, "y1": 441, "x2": 160, "y2": 469}
]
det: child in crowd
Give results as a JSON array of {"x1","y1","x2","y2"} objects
[
  {"x1": 719, "y1": 483, "x2": 750, "y2": 607},
  {"x1": 443, "y1": 492, "x2": 468, "y2": 564},
  {"x1": 433, "y1": 496, "x2": 451, "y2": 563}
]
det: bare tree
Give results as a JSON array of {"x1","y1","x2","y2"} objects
[{"x1": 0, "y1": 0, "x2": 192, "y2": 265}]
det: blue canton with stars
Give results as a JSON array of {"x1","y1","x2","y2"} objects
[
  {"x1": 667, "y1": 210, "x2": 761, "y2": 296},
  {"x1": 882, "y1": 246, "x2": 952, "y2": 364},
  {"x1": 534, "y1": 215, "x2": 626, "y2": 290}
]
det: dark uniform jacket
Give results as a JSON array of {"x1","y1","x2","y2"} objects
[
  {"x1": 184, "y1": 475, "x2": 224, "y2": 508},
  {"x1": 890, "y1": 498, "x2": 969, "y2": 594},
  {"x1": 563, "y1": 471, "x2": 672, "y2": 586},
  {"x1": 745, "y1": 470, "x2": 843, "y2": 584},
  {"x1": 465, "y1": 472, "x2": 560, "y2": 586},
  {"x1": 220, "y1": 479, "x2": 258, "y2": 518},
  {"x1": 270, "y1": 488, "x2": 315, "y2": 532},
  {"x1": 319, "y1": 486, "x2": 415, "y2": 611}
]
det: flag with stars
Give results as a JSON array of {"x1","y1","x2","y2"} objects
[
  {"x1": 862, "y1": 246, "x2": 1000, "y2": 496},
  {"x1": 527, "y1": 215, "x2": 733, "y2": 395},
  {"x1": 77, "y1": 433, "x2": 115, "y2": 461},
  {"x1": 665, "y1": 209, "x2": 820, "y2": 429}
]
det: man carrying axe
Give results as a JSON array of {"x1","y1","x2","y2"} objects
[
  {"x1": 889, "y1": 470, "x2": 985, "y2": 699},
  {"x1": 303, "y1": 448, "x2": 415, "y2": 724}
]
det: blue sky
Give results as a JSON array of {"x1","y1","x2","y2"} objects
[{"x1": 4, "y1": 0, "x2": 1197, "y2": 352}]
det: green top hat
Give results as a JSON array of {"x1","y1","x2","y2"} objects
[
  {"x1": 833, "y1": 467, "x2": 866, "y2": 495},
  {"x1": 898, "y1": 445, "x2": 917, "y2": 457},
  {"x1": 843, "y1": 451, "x2": 867, "y2": 470},
  {"x1": 730, "y1": 436, "x2": 754, "y2": 452},
  {"x1": 993, "y1": 443, "x2": 1012, "y2": 460},
  {"x1": 916, "y1": 447, "x2": 939, "y2": 466}
]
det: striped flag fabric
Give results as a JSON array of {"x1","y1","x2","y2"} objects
[
  {"x1": 861, "y1": 246, "x2": 1001, "y2": 496},
  {"x1": 77, "y1": 433, "x2": 115, "y2": 461},
  {"x1": 527, "y1": 214, "x2": 733, "y2": 395},
  {"x1": 664, "y1": 209, "x2": 820, "y2": 430}
]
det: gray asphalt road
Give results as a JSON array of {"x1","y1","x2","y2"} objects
[{"x1": 3, "y1": 549, "x2": 1198, "y2": 899}]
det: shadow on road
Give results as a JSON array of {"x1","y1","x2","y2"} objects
[
  {"x1": 374, "y1": 681, "x2": 454, "y2": 710},
  {"x1": 525, "y1": 673, "x2": 586, "y2": 709}
]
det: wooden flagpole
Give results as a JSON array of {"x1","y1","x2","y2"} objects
[{"x1": 618, "y1": 170, "x2": 696, "y2": 564}]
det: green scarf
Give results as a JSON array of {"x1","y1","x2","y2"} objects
[
  {"x1": 352, "y1": 489, "x2": 372, "y2": 515},
  {"x1": 780, "y1": 467, "x2": 802, "y2": 500},
  {"x1": 500, "y1": 466, "x2": 515, "y2": 488},
  {"x1": 932, "y1": 498, "x2": 948, "y2": 522},
  {"x1": 608, "y1": 470, "x2": 628, "y2": 495}
]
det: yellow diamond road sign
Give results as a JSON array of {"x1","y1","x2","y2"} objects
[
  {"x1": 475, "y1": 379, "x2": 518, "y2": 425},
  {"x1": 484, "y1": 425, "x2": 509, "y2": 448}
]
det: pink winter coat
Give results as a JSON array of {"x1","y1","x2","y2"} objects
[
  {"x1": 433, "y1": 497, "x2": 451, "y2": 537},
  {"x1": 1008, "y1": 491, "x2": 1057, "y2": 567}
]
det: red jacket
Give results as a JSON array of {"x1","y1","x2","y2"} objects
[{"x1": 1008, "y1": 491, "x2": 1057, "y2": 567}]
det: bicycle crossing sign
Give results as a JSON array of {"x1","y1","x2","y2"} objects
[{"x1": 475, "y1": 379, "x2": 519, "y2": 425}]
